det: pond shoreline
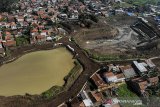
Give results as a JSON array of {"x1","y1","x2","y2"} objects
[
  {"x1": 0, "y1": 42, "x2": 77, "y2": 102},
  {"x1": 0, "y1": 43, "x2": 59, "y2": 66},
  {"x1": 0, "y1": 37, "x2": 100, "y2": 107}
]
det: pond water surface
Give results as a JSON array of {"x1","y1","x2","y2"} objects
[{"x1": 0, "y1": 47, "x2": 74, "y2": 96}]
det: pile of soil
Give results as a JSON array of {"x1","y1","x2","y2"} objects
[{"x1": 73, "y1": 15, "x2": 160, "y2": 58}]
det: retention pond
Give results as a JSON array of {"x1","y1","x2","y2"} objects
[{"x1": 0, "y1": 47, "x2": 74, "y2": 96}]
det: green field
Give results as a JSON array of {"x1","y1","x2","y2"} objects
[{"x1": 0, "y1": 47, "x2": 75, "y2": 96}]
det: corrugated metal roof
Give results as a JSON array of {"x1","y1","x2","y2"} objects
[
  {"x1": 133, "y1": 61, "x2": 148, "y2": 72},
  {"x1": 145, "y1": 59, "x2": 156, "y2": 68}
]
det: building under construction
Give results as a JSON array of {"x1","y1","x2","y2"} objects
[{"x1": 131, "y1": 17, "x2": 160, "y2": 50}]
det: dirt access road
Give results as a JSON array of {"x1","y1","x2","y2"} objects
[
  {"x1": 48, "y1": 37, "x2": 101, "y2": 107},
  {"x1": 0, "y1": 37, "x2": 101, "y2": 107}
]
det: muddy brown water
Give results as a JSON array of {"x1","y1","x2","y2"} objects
[{"x1": 0, "y1": 47, "x2": 74, "y2": 96}]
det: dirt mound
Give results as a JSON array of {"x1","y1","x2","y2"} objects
[
  {"x1": 74, "y1": 22, "x2": 120, "y2": 52},
  {"x1": 76, "y1": 26, "x2": 118, "y2": 41},
  {"x1": 73, "y1": 16, "x2": 160, "y2": 58},
  {"x1": 105, "y1": 15, "x2": 137, "y2": 26}
]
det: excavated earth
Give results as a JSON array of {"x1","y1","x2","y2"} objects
[{"x1": 74, "y1": 15, "x2": 160, "y2": 57}]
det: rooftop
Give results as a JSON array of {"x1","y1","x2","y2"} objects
[
  {"x1": 133, "y1": 61, "x2": 148, "y2": 73},
  {"x1": 91, "y1": 73, "x2": 105, "y2": 88},
  {"x1": 120, "y1": 65, "x2": 137, "y2": 79}
]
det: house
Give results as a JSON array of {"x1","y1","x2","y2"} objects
[
  {"x1": 38, "y1": 25, "x2": 45, "y2": 30},
  {"x1": 2, "y1": 40, "x2": 16, "y2": 47},
  {"x1": 4, "y1": 32, "x2": 14, "y2": 40},
  {"x1": 7, "y1": 16, "x2": 15, "y2": 22},
  {"x1": 57, "y1": 28, "x2": 66, "y2": 35},
  {"x1": 23, "y1": 21, "x2": 29, "y2": 27},
  {"x1": 39, "y1": 7, "x2": 46, "y2": 12},
  {"x1": 40, "y1": 30, "x2": 48, "y2": 37},
  {"x1": 32, "y1": 23, "x2": 39, "y2": 28},
  {"x1": 91, "y1": 73, "x2": 106, "y2": 89},
  {"x1": 33, "y1": 15, "x2": 39, "y2": 20},
  {"x1": 0, "y1": 43, "x2": 5, "y2": 56},
  {"x1": 132, "y1": 61, "x2": 148, "y2": 76},
  {"x1": 145, "y1": 59, "x2": 156, "y2": 69},
  {"x1": 40, "y1": 14, "x2": 49, "y2": 19},
  {"x1": 58, "y1": 13, "x2": 68, "y2": 19},
  {"x1": 115, "y1": 8, "x2": 125, "y2": 15},
  {"x1": 68, "y1": 10, "x2": 79, "y2": 20},
  {"x1": 30, "y1": 28, "x2": 39, "y2": 36},
  {"x1": 148, "y1": 76, "x2": 159, "y2": 86},
  {"x1": 26, "y1": 17, "x2": 33, "y2": 22},
  {"x1": 5, "y1": 23, "x2": 10, "y2": 28},
  {"x1": 10, "y1": 22, "x2": 17, "y2": 30},
  {"x1": 103, "y1": 72, "x2": 125, "y2": 83},
  {"x1": 36, "y1": 35, "x2": 46, "y2": 43},
  {"x1": 88, "y1": 91, "x2": 103, "y2": 106},
  {"x1": 26, "y1": 8, "x2": 33, "y2": 13},
  {"x1": 120, "y1": 65, "x2": 137, "y2": 79},
  {"x1": 37, "y1": 11, "x2": 45, "y2": 16},
  {"x1": 16, "y1": 16, "x2": 24, "y2": 22},
  {"x1": 103, "y1": 72, "x2": 117, "y2": 83},
  {"x1": 79, "y1": 90, "x2": 94, "y2": 107},
  {"x1": 129, "y1": 77, "x2": 148, "y2": 95}
]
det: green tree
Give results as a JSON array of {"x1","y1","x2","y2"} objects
[
  {"x1": 89, "y1": 14, "x2": 99, "y2": 23},
  {"x1": 15, "y1": 36, "x2": 29, "y2": 46},
  {"x1": 0, "y1": 0, "x2": 19, "y2": 12}
]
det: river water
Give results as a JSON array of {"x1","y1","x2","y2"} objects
[{"x1": 0, "y1": 47, "x2": 74, "y2": 96}]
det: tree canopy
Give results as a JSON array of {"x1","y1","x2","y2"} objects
[{"x1": 0, "y1": 0, "x2": 19, "y2": 12}]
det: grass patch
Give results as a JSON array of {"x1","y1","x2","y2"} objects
[
  {"x1": 117, "y1": 84, "x2": 138, "y2": 97},
  {"x1": 84, "y1": 49, "x2": 147, "y2": 61},
  {"x1": 84, "y1": 49, "x2": 120, "y2": 61},
  {"x1": 41, "y1": 86, "x2": 63, "y2": 99},
  {"x1": 64, "y1": 60, "x2": 83, "y2": 89},
  {"x1": 113, "y1": 2, "x2": 133, "y2": 8},
  {"x1": 117, "y1": 84, "x2": 143, "y2": 107}
]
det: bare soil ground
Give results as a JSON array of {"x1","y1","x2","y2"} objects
[
  {"x1": 74, "y1": 15, "x2": 160, "y2": 57},
  {"x1": 152, "y1": 58, "x2": 160, "y2": 71}
]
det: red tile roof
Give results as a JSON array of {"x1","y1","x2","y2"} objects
[
  {"x1": 3, "y1": 40, "x2": 16, "y2": 47},
  {"x1": 5, "y1": 31, "x2": 11, "y2": 35},
  {"x1": 149, "y1": 76, "x2": 159, "y2": 86},
  {"x1": 103, "y1": 72, "x2": 114, "y2": 78},
  {"x1": 131, "y1": 77, "x2": 148, "y2": 90},
  {"x1": 36, "y1": 35, "x2": 45, "y2": 39},
  {"x1": 31, "y1": 28, "x2": 38, "y2": 33},
  {"x1": 5, "y1": 35, "x2": 12, "y2": 40},
  {"x1": 91, "y1": 73, "x2": 105, "y2": 88},
  {"x1": 90, "y1": 91, "x2": 103, "y2": 102}
]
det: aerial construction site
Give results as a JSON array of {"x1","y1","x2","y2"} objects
[{"x1": 74, "y1": 15, "x2": 160, "y2": 59}]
